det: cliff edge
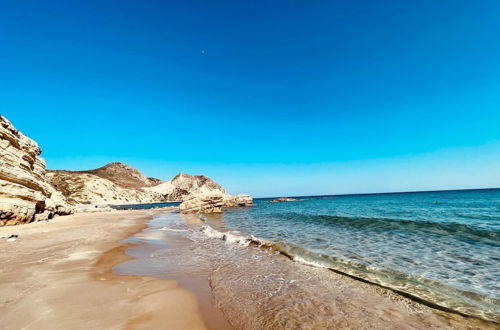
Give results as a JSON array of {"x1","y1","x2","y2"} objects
[{"x1": 0, "y1": 115, "x2": 73, "y2": 225}]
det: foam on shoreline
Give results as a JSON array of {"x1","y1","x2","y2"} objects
[
  {"x1": 197, "y1": 218, "x2": 500, "y2": 324},
  {"x1": 110, "y1": 211, "x2": 498, "y2": 328}
]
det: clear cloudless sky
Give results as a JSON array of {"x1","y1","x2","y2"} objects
[{"x1": 1, "y1": 0, "x2": 500, "y2": 197}]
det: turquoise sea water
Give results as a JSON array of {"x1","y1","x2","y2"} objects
[
  {"x1": 110, "y1": 201, "x2": 180, "y2": 210},
  {"x1": 205, "y1": 189, "x2": 500, "y2": 322}
]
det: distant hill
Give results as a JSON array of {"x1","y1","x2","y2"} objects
[
  {"x1": 1, "y1": 113, "x2": 251, "y2": 226},
  {"x1": 47, "y1": 163, "x2": 229, "y2": 205},
  {"x1": 49, "y1": 162, "x2": 162, "y2": 190}
]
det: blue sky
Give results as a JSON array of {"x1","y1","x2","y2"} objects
[{"x1": 1, "y1": 1, "x2": 500, "y2": 197}]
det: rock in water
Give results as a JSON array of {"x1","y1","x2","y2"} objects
[
  {"x1": 269, "y1": 197, "x2": 298, "y2": 203},
  {"x1": 179, "y1": 194, "x2": 225, "y2": 214},
  {"x1": 223, "y1": 194, "x2": 253, "y2": 207},
  {"x1": 0, "y1": 115, "x2": 73, "y2": 226},
  {"x1": 179, "y1": 193, "x2": 253, "y2": 213}
]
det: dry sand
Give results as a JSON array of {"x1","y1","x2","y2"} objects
[
  {"x1": 1, "y1": 209, "x2": 497, "y2": 330},
  {"x1": 0, "y1": 209, "x2": 209, "y2": 330}
]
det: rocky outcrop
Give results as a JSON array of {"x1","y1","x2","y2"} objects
[
  {"x1": 0, "y1": 115, "x2": 73, "y2": 226},
  {"x1": 269, "y1": 197, "x2": 298, "y2": 203},
  {"x1": 47, "y1": 167, "x2": 250, "y2": 207},
  {"x1": 145, "y1": 173, "x2": 227, "y2": 201},
  {"x1": 0, "y1": 116, "x2": 252, "y2": 220},
  {"x1": 46, "y1": 163, "x2": 254, "y2": 210},
  {"x1": 179, "y1": 194, "x2": 224, "y2": 214},
  {"x1": 179, "y1": 193, "x2": 253, "y2": 214},
  {"x1": 47, "y1": 166, "x2": 232, "y2": 206},
  {"x1": 223, "y1": 194, "x2": 253, "y2": 207}
]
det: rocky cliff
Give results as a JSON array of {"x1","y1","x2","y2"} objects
[
  {"x1": 1, "y1": 115, "x2": 252, "y2": 225},
  {"x1": 0, "y1": 115, "x2": 73, "y2": 226}
]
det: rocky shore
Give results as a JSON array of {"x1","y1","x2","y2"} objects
[
  {"x1": 0, "y1": 115, "x2": 253, "y2": 226},
  {"x1": 0, "y1": 116, "x2": 73, "y2": 225}
]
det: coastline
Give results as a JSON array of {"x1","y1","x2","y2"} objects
[
  {"x1": 113, "y1": 211, "x2": 499, "y2": 329},
  {"x1": 1, "y1": 208, "x2": 498, "y2": 330},
  {"x1": 0, "y1": 209, "x2": 209, "y2": 330}
]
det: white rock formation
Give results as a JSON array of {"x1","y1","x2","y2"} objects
[
  {"x1": 46, "y1": 171, "x2": 164, "y2": 206},
  {"x1": 0, "y1": 116, "x2": 253, "y2": 218},
  {"x1": 84, "y1": 162, "x2": 162, "y2": 189},
  {"x1": 145, "y1": 180, "x2": 175, "y2": 196},
  {"x1": 223, "y1": 194, "x2": 254, "y2": 207},
  {"x1": 47, "y1": 167, "x2": 251, "y2": 208},
  {"x1": 0, "y1": 115, "x2": 73, "y2": 225},
  {"x1": 179, "y1": 193, "x2": 225, "y2": 214},
  {"x1": 179, "y1": 192, "x2": 253, "y2": 214},
  {"x1": 145, "y1": 173, "x2": 228, "y2": 201}
]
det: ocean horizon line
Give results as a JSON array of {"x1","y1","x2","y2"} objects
[{"x1": 255, "y1": 187, "x2": 500, "y2": 200}]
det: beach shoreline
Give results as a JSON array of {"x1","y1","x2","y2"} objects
[
  {"x1": 1, "y1": 208, "x2": 498, "y2": 330},
  {"x1": 0, "y1": 208, "x2": 211, "y2": 330},
  {"x1": 114, "y1": 211, "x2": 500, "y2": 329}
]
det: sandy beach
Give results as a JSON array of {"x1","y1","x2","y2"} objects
[
  {"x1": 1, "y1": 209, "x2": 498, "y2": 330},
  {"x1": 1, "y1": 1, "x2": 499, "y2": 329},
  {"x1": 0, "y1": 209, "x2": 214, "y2": 330}
]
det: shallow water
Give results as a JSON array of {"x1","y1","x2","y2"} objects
[
  {"x1": 110, "y1": 201, "x2": 180, "y2": 210},
  {"x1": 114, "y1": 211, "x2": 498, "y2": 329},
  {"x1": 208, "y1": 189, "x2": 500, "y2": 322}
]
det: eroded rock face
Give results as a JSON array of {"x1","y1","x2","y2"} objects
[
  {"x1": 47, "y1": 165, "x2": 232, "y2": 206},
  {"x1": 223, "y1": 194, "x2": 254, "y2": 207},
  {"x1": 81, "y1": 162, "x2": 162, "y2": 190},
  {"x1": 179, "y1": 193, "x2": 253, "y2": 214},
  {"x1": 0, "y1": 116, "x2": 253, "y2": 216},
  {"x1": 0, "y1": 115, "x2": 73, "y2": 225},
  {"x1": 48, "y1": 166, "x2": 255, "y2": 211},
  {"x1": 46, "y1": 168, "x2": 230, "y2": 207},
  {"x1": 46, "y1": 171, "x2": 164, "y2": 206},
  {"x1": 146, "y1": 173, "x2": 228, "y2": 201},
  {"x1": 179, "y1": 193, "x2": 225, "y2": 214}
]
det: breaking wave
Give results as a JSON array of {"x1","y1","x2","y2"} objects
[{"x1": 199, "y1": 222, "x2": 500, "y2": 323}]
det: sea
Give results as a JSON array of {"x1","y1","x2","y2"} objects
[{"x1": 115, "y1": 188, "x2": 500, "y2": 325}]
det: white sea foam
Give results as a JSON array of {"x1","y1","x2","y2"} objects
[
  {"x1": 293, "y1": 255, "x2": 328, "y2": 269},
  {"x1": 160, "y1": 227, "x2": 187, "y2": 232},
  {"x1": 201, "y1": 225, "x2": 257, "y2": 247},
  {"x1": 224, "y1": 231, "x2": 251, "y2": 246},
  {"x1": 202, "y1": 225, "x2": 226, "y2": 239}
]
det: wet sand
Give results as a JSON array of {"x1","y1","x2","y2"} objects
[
  {"x1": 0, "y1": 209, "x2": 211, "y2": 330},
  {"x1": 115, "y1": 212, "x2": 499, "y2": 330},
  {"x1": 1, "y1": 209, "x2": 498, "y2": 330}
]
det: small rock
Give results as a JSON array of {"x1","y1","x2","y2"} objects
[
  {"x1": 269, "y1": 197, "x2": 298, "y2": 203},
  {"x1": 6, "y1": 234, "x2": 19, "y2": 242}
]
